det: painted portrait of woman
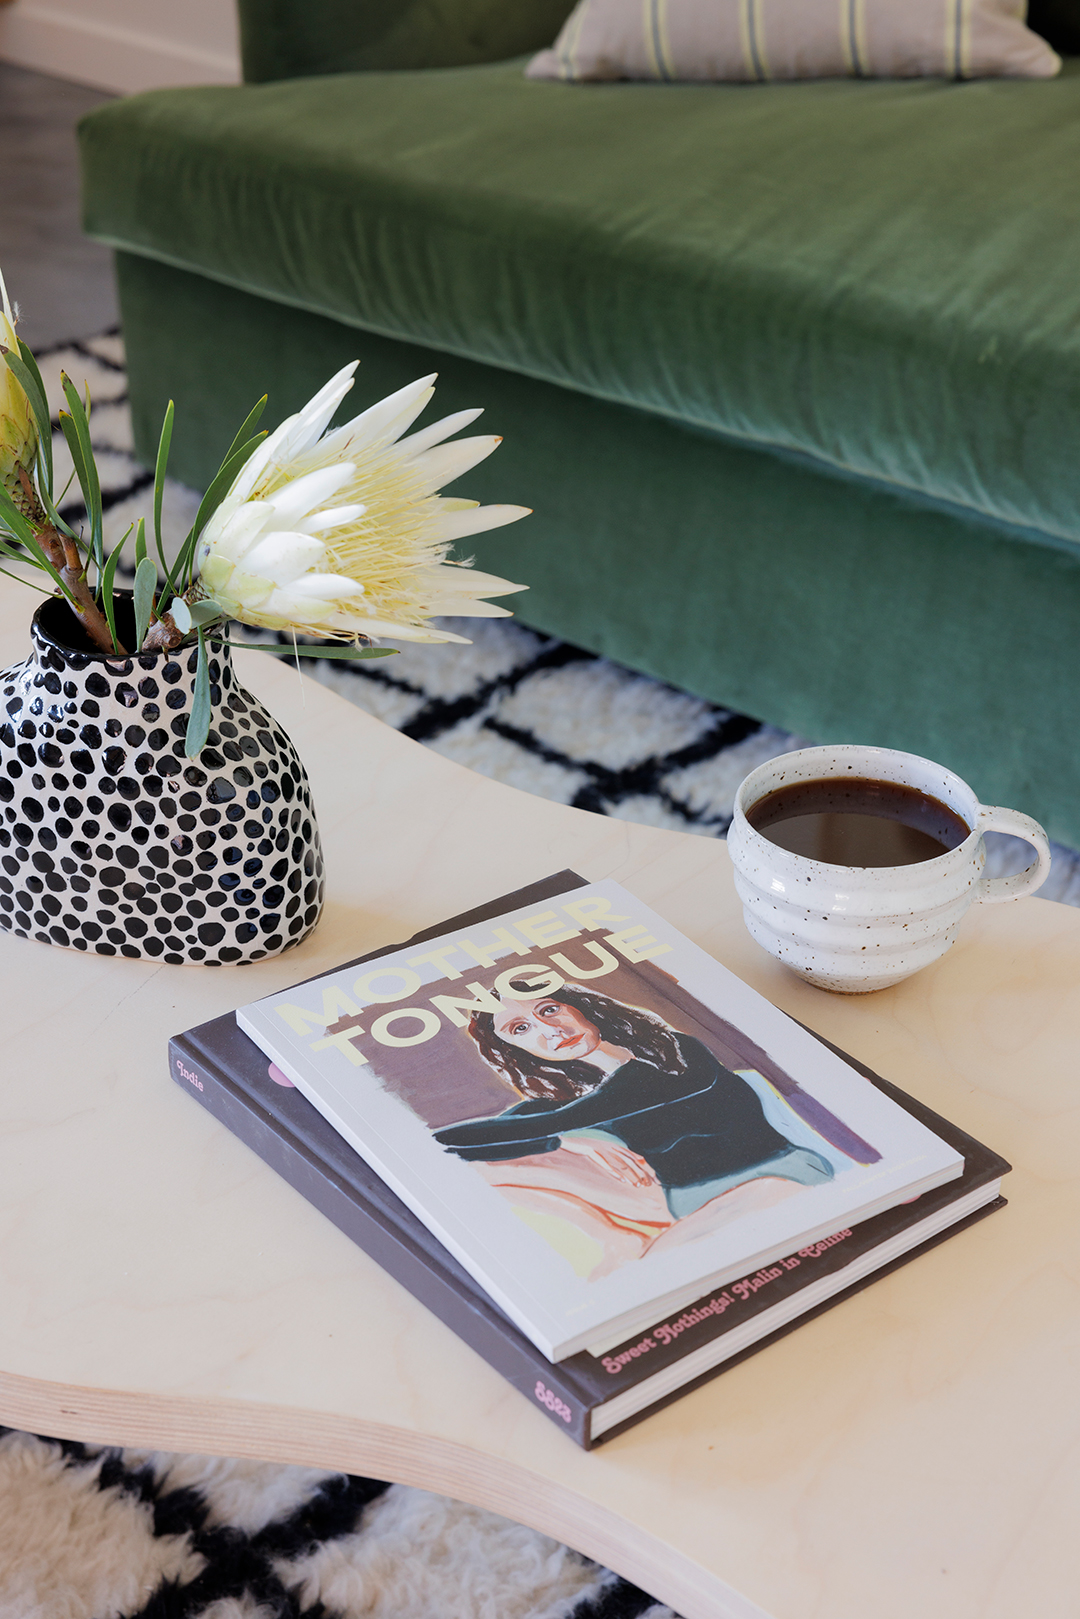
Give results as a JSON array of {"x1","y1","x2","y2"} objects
[{"x1": 434, "y1": 984, "x2": 866, "y2": 1279}]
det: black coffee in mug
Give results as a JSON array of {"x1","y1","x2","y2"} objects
[{"x1": 745, "y1": 777, "x2": 971, "y2": 867}]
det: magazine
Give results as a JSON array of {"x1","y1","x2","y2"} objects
[{"x1": 236, "y1": 878, "x2": 964, "y2": 1360}]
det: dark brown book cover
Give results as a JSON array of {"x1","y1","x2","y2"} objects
[{"x1": 169, "y1": 871, "x2": 1009, "y2": 1447}]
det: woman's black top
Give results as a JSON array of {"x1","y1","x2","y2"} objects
[{"x1": 434, "y1": 1034, "x2": 793, "y2": 1192}]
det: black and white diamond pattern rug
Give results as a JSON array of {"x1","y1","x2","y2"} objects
[
  {"x1": 0, "y1": 1429, "x2": 667, "y2": 1619},
  {"x1": 5, "y1": 334, "x2": 1078, "y2": 1619}
]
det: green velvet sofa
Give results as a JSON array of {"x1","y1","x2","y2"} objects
[{"x1": 78, "y1": 2, "x2": 1080, "y2": 844}]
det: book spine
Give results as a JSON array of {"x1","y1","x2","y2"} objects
[{"x1": 168, "y1": 1036, "x2": 596, "y2": 1448}]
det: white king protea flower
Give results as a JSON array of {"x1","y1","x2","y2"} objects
[{"x1": 196, "y1": 363, "x2": 529, "y2": 643}]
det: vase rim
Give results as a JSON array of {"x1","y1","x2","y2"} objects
[{"x1": 30, "y1": 591, "x2": 228, "y2": 668}]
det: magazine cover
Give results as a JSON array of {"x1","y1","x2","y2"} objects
[{"x1": 237, "y1": 878, "x2": 964, "y2": 1358}]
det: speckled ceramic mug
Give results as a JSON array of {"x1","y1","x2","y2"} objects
[{"x1": 726, "y1": 745, "x2": 1052, "y2": 993}]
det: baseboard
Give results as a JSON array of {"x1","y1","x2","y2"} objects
[{"x1": 0, "y1": 2, "x2": 240, "y2": 94}]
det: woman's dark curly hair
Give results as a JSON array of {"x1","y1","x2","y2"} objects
[{"x1": 468, "y1": 983, "x2": 688, "y2": 1102}]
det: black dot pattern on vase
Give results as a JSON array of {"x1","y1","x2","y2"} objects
[{"x1": 0, "y1": 603, "x2": 324, "y2": 966}]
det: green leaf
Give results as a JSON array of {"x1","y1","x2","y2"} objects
[
  {"x1": 99, "y1": 533, "x2": 129, "y2": 653},
  {"x1": 0, "y1": 563, "x2": 54, "y2": 594},
  {"x1": 57, "y1": 411, "x2": 88, "y2": 496},
  {"x1": 57, "y1": 409, "x2": 100, "y2": 566},
  {"x1": 187, "y1": 599, "x2": 224, "y2": 627},
  {"x1": 5, "y1": 343, "x2": 53, "y2": 498},
  {"x1": 189, "y1": 432, "x2": 265, "y2": 548},
  {"x1": 185, "y1": 629, "x2": 211, "y2": 758},
  {"x1": 134, "y1": 515, "x2": 147, "y2": 568},
  {"x1": 0, "y1": 482, "x2": 36, "y2": 547},
  {"x1": 228, "y1": 638, "x2": 399, "y2": 660},
  {"x1": 59, "y1": 372, "x2": 103, "y2": 575},
  {"x1": 162, "y1": 431, "x2": 266, "y2": 602},
  {"x1": 223, "y1": 394, "x2": 268, "y2": 465},
  {"x1": 133, "y1": 554, "x2": 157, "y2": 651},
  {"x1": 0, "y1": 484, "x2": 75, "y2": 602},
  {"x1": 36, "y1": 474, "x2": 82, "y2": 545},
  {"x1": 153, "y1": 401, "x2": 174, "y2": 575}
]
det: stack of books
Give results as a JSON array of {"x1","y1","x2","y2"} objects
[{"x1": 170, "y1": 871, "x2": 1008, "y2": 1448}]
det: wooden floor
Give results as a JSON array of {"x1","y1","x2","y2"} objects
[{"x1": 0, "y1": 59, "x2": 117, "y2": 348}]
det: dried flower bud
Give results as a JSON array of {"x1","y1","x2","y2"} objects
[{"x1": 0, "y1": 270, "x2": 38, "y2": 507}]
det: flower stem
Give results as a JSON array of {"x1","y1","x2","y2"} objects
[
  {"x1": 17, "y1": 467, "x2": 122, "y2": 654},
  {"x1": 140, "y1": 610, "x2": 186, "y2": 652}
]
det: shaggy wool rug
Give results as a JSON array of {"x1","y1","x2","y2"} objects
[
  {"x1": 0, "y1": 1430, "x2": 672, "y2": 1619},
  {"x1": 4, "y1": 333, "x2": 1076, "y2": 1619}
]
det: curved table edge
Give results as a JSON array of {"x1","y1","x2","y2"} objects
[{"x1": 0, "y1": 1367, "x2": 773, "y2": 1619}]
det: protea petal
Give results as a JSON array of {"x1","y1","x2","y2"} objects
[
  {"x1": 274, "y1": 362, "x2": 359, "y2": 460},
  {"x1": 240, "y1": 531, "x2": 327, "y2": 586},
  {"x1": 429, "y1": 504, "x2": 533, "y2": 542},
  {"x1": 199, "y1": 554, "x2": 235, "y2": 594},
  {"x1": 317, "y1": 373, "x2": 437, "y2": 461},
  {"x1": 277, "y1": 573, "x2": 365, "y2": 600},
  {"x1": 263, "y1": 463, "x2": 355, "y2": 526},
  {"x1": 395, "y1": 408, "x2": 484, "y2": 457},
  {"x1": 201, "y1": 499, "x2": 275, "y2": 564},
  {"x1": 417, "y1": 563, "x2": 528, "y2": 599},
  {"x1": 227, "y1": 569, "x2": 277, "y2": 609},
  {"x1": 431, "y1": 598, "x2": 515, "y2": 619},
  {"x1": 230, "y1": 363, "x2": 359, "y2": 503},
  {"x1": 404, "y1": 435, "x2": 503, "y2": 495},
  {"x1": 299, "y1": 502, "x2": 367, "y2": 534}
]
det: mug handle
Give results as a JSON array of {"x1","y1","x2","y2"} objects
[{"x1": 974, "y1": 805, "x2": 1052, "y2": 903}]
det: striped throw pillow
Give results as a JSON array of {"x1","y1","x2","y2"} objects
[{"x1": 526, "y1": 0, "x2": 1062, "y2": 81}]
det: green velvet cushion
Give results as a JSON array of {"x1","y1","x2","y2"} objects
[
  {"x1": 80, "y1": 58, "x2": 1080, "y2": 543},
  {"x1": 237, "y1": 0, "x2": 577, "y2": 82}
]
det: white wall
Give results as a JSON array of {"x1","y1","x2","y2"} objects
[{"x1": 0, "y1": 0, "x2": 241, "y2": 94}]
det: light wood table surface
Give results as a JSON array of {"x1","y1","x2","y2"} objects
[{"x1": 1, "y1": 578, "x2": 1078, "y2": 1619}]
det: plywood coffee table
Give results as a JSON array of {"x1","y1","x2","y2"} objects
[{"x1": 1, "y1": 578, "x2": 1078, "y2": 1619}]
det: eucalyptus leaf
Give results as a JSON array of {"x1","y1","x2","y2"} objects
[
  {"x1": 57, "y1": 405, "x2": 102, "y2": 573},
  {"x1": 228, "y1": 639, "x2": 399, "y2": 660},
  {"x1": 153, "y1": 401, "x2": 174, "y2": 576},
  {"x1": 133, "y1": 554, "x2": 157, "y2": 651},
  {"x1": 60, "y1": 373, "x2": 103, "y2": 575},
  {"x1": 223, "y1": 394, "x2": 267, "y2": 465},
  {"x1": 187, "y1": 599, "x2": 224, "y2": 627},
  {"x1": 185, "y1": 629, "x2": 211, "y2": 758},
  {"x1": 0, "y1": 564, "x2": 54, "y2": 593},
  {"x1": 99, "y1": 538, "x2": 127, "y2": 654}
]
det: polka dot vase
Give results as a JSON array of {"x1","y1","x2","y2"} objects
[{"x1": 0, "y1": 595, "x2": 325, "y2": 965}]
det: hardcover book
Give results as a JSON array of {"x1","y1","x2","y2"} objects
[
  {"x1": 170, "y1": 873, "x2": 1007, "y2": 1447},
  {"x1": 231, "y1": 874, "x2": 969, "y2": 1360}
]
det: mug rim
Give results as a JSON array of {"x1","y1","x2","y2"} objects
[{"x1": 732, "y1": 744, "x2": 983, "y2": 875}]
